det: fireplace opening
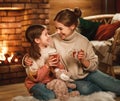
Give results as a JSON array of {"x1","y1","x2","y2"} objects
[
  {"x1": 0, "y1": 51, "x2": 23, "y2": 66},
  {"x1": 0, "y1": 7, "x2": 24, "y2": 56},
  {"x1": 0, "y1": 7, "x2": 26, "y2": 85},
  {"x1": 0, "y1": 7, "x2": 25, "y2": 64}
]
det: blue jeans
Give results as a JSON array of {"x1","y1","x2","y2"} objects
[
  {"x1": 30, "y1": 83, "x2": 55, "y2": 101},
  {"x1": 75, "y1": 70, "x2": 120, "y2": 95}
]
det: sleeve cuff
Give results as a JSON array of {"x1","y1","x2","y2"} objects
[{"x1": 22, "y1": 54, "x2": 29, "y2": 68}]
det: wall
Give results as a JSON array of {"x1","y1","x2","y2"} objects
[
  {"x1": 116, "y1": 0, "x2": 120, "y2": 12},
  {"x1": 0, "y1": 0, "x2": 49, "y2": 55}
]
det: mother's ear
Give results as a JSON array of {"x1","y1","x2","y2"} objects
[{"x1": 70, "y1": 24, "x2": 76, "y2": 30}]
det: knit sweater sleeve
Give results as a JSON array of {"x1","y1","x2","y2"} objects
[
  {"x1": 30, "y1": 65, "x2": 50, "y2": 82},
  {"x1": 25, "y1": 58, "x2": 51, "y2": 82},
  {"x1": 83, "y1": 41, "x2": 98, "y2": 71},
  {"x1": 24, "y1": 65, "x2": 50, "y2": 91}
]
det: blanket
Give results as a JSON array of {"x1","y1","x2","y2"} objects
[
  {"x1": 91, "y1": 38, "x2": 120, "y2": 66},
  {"x1": 91, "y1": 39, "x2": 113, "y2": 65}
]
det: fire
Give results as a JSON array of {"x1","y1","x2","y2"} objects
[
  {"x1": 0, "y1": 47, "x2": 20, "y2": 65},
  {"x1": 14, "y1": 58, "x2": 19, "y2": 63},
  {"x1": 0, "y1": 53, "x2": 14, "y2": 65},
  {"x1": 8, "y1": 53, "x2": 14, "y2": 63},
  {"x1": 0, "y1": 47, "x2": 8, "y2": 61}
]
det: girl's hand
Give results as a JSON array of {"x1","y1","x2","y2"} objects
[
  {"x1": 24, "y1": 55, "x2": 33, "y2": 66},
  {"x1": 46, "y1": 54, "x2": 60, "y2": 67}
]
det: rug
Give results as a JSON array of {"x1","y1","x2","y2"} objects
[{"x1": 11, "y1": 91, "x2": 116, "y2": 101}]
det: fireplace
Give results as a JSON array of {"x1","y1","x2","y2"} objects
[
  {"x1": 0, "y1": 0, "x2": 49, "y2": 85},
  {"x1": 0, "y1": 7, "x2": 24, "y2": 64}
]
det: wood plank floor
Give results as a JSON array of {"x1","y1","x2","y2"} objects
[
  {"x1": 0, "y1": 83, "x2": 29, "y2": 101},
  {"x1": 0, "y1": 83, "x2": 120, "y2": 101}
]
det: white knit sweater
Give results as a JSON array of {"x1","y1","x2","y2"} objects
[{"x1": 52, "y1": 31, "x2": 98, "y2": 79}]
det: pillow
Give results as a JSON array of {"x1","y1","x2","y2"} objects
[
  {"x1": 94, "y1": 21, "x2": 120, "y2": 40},
  {"x1": 78, "y1": 18, "x2": 101, "y2": 41}
]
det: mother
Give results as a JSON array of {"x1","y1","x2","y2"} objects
[{"x1": 24, "y1": 8, "x2": 120, "y2": 100}]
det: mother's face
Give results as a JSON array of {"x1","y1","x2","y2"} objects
[{"x1": 54, "y1": 21, "x2": 75, "y2": 40}]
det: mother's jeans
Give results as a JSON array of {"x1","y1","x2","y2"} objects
[{"x1": 75, "y1": 70, "x2": 120, "y2": 95}]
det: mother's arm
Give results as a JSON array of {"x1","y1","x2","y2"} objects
[{"x1": 82, "y1": 42, "x2": 98, "y2": 71}]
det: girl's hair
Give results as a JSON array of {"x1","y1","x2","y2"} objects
[
  {"x1": 54, "y1": 7, "x2": 82, "y2": 27},
  {"x1": 25, "y1": 24, "x2": 45, "y2": 60}
]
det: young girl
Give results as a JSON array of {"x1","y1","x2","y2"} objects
[
  {"x1": 24, "y1": 24, "x2": 56, "y2": 100},
  {"x1": 24, "y1": 24, "x2": 79, "y2": 101},
  {"x1": 24, "y1": 24, "x2": 62, "y2": 100}
]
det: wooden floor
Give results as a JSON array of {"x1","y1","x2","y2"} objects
[
  {"x1": 0, "y1": 83, "x2": 29, "y2": 101},
  {"x1": 0, "y1": 83, "x2": 120, "y2": 101}
]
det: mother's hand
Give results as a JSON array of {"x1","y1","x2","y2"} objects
[
  {"x1": 77, "y1": 49, "x2": 85, "y2": 61},
  {"x1": 77, "y1": 50, "x2": 90, "y2": 68},
  {"x1": 24, "y1": 55, "x2": 33, "y2": 66}
]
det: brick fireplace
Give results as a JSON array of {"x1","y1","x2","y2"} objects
[{"x1": 0, "y1": 0, "x2": 49, "y2": 85}]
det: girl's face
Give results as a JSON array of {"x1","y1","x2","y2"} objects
[
  {"x1": 35, "y1": 28, "x2": 51, "y2": 48},
  {"x1": 54, "y1": 21, "x2": 75, "y2": 40}
]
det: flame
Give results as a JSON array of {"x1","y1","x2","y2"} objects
[
  {"x1": 0, "y1": 47, "x2": 14, "y2": 63},
  {"x1": 14, "y1": 58, "x2": 19, "y2": 63},
  {"x1": 0, "y1": 45, "x2": 20, "y2": 64},
  {"x1": 0, "y1": 47, "x2": 8, "y2": 61},
  {"x1": 8, "y1": 53, "x2": 14, "y2": 63}
]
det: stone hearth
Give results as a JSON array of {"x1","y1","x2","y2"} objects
[{"x1": 0, "y1": 64, "x2": 26, "y2": 85}]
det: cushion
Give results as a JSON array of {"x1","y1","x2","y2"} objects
[
  {"x1": 78, "y1": 18, "x2": 101, "y2": 41},
  {"x1": 94, "y1": 21, "x2": 120, "y2": 40}
]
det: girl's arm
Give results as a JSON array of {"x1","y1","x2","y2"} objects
[
  {"x1": 35, "y1": 64, "x2": 50, "y2": 82},
  {"x1": 26, "y1": 63, "x2": 50, "y2": 82}
]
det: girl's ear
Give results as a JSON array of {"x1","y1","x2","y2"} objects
[{"x1": 34, "y1": 38, "x2": 40, "y2": 44}]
